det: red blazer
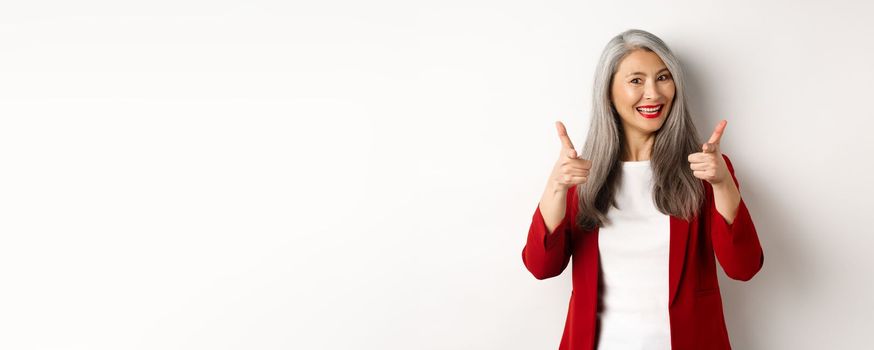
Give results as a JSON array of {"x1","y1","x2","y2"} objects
[{"x1": 522, "y1": 154, "x2": 764, "y2": 350}]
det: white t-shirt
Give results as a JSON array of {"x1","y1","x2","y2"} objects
[{"x1": 596, "y1": 159, "x2": 672, "y2": 349}]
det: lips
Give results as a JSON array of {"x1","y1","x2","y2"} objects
[{"x1": 636, "y1": 104, "x2": 663, "y2": 119}]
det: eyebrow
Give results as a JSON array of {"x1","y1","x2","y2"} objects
[{"x1": 625, "y1": 68, "x2": 670, "y2": 77}]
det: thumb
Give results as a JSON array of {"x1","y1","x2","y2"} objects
[
  {"x1": 707, "y1": 119, "x2": 727, "y2": 145},
  {"x1": 566, "y1": 149, "x2": 578, "y2": 158},
  {"x1": 702, "y1": 143, "x2": 719, "y2": 153},
  {"x1": 555, "y1": 121, "x2": 576, "y2": 150}
]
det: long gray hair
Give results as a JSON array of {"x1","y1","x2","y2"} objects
[{"x1": 575, "y1": 29, "x2": 705, "y2": 231}]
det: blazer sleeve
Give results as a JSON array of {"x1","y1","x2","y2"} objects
[
  {"x1": 710, "y1": 154, "x2": 764, "y2": 281},
  {"x1": 521, "y1": 185, "x2": 577, "y2": 280}
]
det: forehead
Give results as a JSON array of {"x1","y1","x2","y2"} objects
[{"x1": 615, "y1": 49, "x2": 668, "y2": 75}]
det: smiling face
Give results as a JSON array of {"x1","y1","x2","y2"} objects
[{"x1": 610, "y1": 49, "x2": 676, "y2": 139}]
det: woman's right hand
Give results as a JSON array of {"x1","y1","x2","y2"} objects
[{"x1": 550, "y1": 121, "x2": 592, "y2": 191}]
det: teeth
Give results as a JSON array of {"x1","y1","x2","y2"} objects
[{"x1": 636, "y1": 106, "x2": 662, "y2": 113}]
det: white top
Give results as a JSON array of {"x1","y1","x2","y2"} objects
[{"x1": 596, "y1": 160, "x2": 672, "y2": 349}]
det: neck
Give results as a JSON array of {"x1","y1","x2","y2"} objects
[{"x1": 621, "y1": 131, "x2": 655, "y2": 161}]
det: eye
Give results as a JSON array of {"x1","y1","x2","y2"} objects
[
  {"x1": 658, "y1": 74, "x2": 672, "y2": 81},
  {"x1": 630, "y1": 78, "x2": 642, "y2": 84}
]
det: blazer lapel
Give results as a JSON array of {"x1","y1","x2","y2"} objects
[{"x1": 668, "y1": 215, "x2": 690, "y2": 306}]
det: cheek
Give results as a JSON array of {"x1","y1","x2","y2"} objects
[
  {"x1": 662, "y1": 83, "x2": 676, "y2": 101},
  {"x1": 613, "y1": 86, "x2": 640, "y2": 109}
]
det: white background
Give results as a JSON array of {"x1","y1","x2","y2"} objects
[{"x1": 1, "y1": 1, "x2": 872, "y2": 349}]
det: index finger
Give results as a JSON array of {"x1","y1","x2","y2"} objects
[{"x1": 555, "y1": 121, "x2": 576, "y2": 150}]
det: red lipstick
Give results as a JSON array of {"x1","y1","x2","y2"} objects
[{"x1": 636, "y1": 104, "x2": 663, "y2": 119}]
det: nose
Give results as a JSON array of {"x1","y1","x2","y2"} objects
[{"x1": 644, "y1": 80, "x2": 662, "y2": 101}]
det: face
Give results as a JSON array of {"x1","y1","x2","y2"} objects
[{"x1": 610, "y1": 49, "x2": 675, "y2": 137}]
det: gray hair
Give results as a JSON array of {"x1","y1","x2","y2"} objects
[{"x1": 575, "y1": 29, "x2": 705, "y2": 231}]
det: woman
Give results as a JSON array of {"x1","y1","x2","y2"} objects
[{"x1": 521, "y1": 29, "x2": 764, "y2": 350}]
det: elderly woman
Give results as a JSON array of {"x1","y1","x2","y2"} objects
[{"x1": 521, "y1": 29, "x2": 764, "y2": 349}]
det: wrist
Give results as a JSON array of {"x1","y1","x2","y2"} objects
[
  {"x1": 712, "y1": 179, "x2": 737, "y2": 193},
  {"x1": 546, "y1": 182, "x2": 568, "y2": 197}
]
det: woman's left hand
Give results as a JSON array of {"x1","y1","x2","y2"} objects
[{"x1": 688, "y1": 119, "x2": 732, "y2": 186}]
